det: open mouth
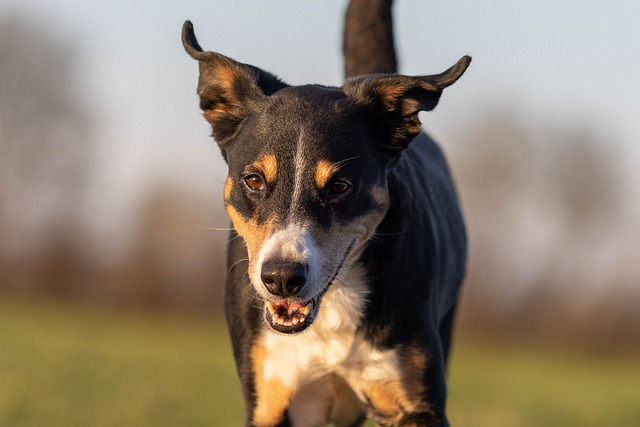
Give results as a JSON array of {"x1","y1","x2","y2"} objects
[
  {"x1": 265, "y1": 298, "x2": 319, "y2": 334},
  {"x1": 263, "y1": 240, "x2": 355, "y2": 334}
]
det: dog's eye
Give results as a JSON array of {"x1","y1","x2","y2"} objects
[
  {"x1": 244, "y1": 174, "x2": 265, "y2": 191},
  {"x1": 330, "y1": 179, "x2": 351, "y2": 195}
]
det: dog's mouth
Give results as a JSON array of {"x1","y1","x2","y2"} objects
[
  {"x1": 265, "y1": 298, "x2": 319, "y2": 334},
  {"x1": 263, "y1": 240, "x2": 355, "y2": 334}
]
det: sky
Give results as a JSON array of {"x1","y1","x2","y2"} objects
[{"x1": 2, "y1": 0, "x2": 640, "y2": 249}]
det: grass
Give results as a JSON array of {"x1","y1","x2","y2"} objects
[
  {"x1": 0, "y1": 295, "x2": 639, "y2": 427},
  {"x1": 0, "y1": 296, "x2": 241, "y2": 426},
  {"x1": 448, "y1": 338, "x2": 640, "y2": 426}
]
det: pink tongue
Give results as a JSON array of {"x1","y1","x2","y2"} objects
[{"x1": 273, "y1": 300, "x2": 305, "y2": 314}]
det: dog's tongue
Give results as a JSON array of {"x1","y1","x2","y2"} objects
[
  {"x1": 272, "y1": 299, "x2": 305, "y2": 315},
  {"x1": 265, "y1": 298, "x2": 314, "y2": 330}
]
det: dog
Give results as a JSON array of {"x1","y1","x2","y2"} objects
[{"x1": 182, "y1": 1, "x2": 469, "y2": 425}]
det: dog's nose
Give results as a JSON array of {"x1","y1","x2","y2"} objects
[{"x1": 261, "y1": 261, "x2": 308, "y2": 297}]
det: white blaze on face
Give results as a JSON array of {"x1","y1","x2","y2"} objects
[
  {"x1": 251, "y1": 223, "x2": 322, "y2": 299},
  {"x1": 249, "y1": 128, "x2": 330, "y2": 300},
  {"x1": 248, "y1": 129, "x2": 392, "y2": 302},
  {"x1": 290, "y1": 129, "x2": 308, "y2": 219}
]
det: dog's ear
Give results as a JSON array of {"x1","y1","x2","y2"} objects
[
  {"x1": 182, "y1": 21, "x2": 289, "y2": 147},
  {"x1": 343, "y1": 56, "x2": 471, "y2": 155}
]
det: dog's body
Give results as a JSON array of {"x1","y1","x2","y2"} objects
[{"x1": 183, "y1": 2, "x2": 469, "y2": 425}]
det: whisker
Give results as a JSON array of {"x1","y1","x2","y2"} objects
[
  {"x1": 375, "y1": 232, "x2": 402, "y2": 237},
  {"x1": 227, "y1": 233, "x2": 244, "y2": 244},
  {"x1": 197, "y1": 225, "x2": 235, "y2": 232},
  {"x1": 251, "y1": 301, "x2": 264, "y2": 311},
  {"x1": 243, "y1": 286, "x2": 255, "y2": 300},
  {"x1": 369, "y1": 235, "x2": 383, "y2": 244},
  {"x1": 213, "y1": 176, "x2": 227, "y2": 184},
  {"x1": 331, "y1": 155, "x2": 360, "y2": 169},
  {"x1": 226, "y1": 258, "x2": 249, "y2": 280}
]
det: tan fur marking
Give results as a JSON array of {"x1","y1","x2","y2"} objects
[
  {"x1": 214, "y1": 64, "x2": 237, "y2": 91},
  {"x1": 201, "y1": 63, "x2": 242, "y2": 122},
  {"x1": 366, "y1": 381, "x2": 408, "y2": 419},
  {"x1": 254, "y1": 154, "x2": 278, "y2": 184},
  {"x1": 252, "y1": 340, "x2": 293, "y2": 426},
  {"x1": 377, "y1": 83, "x2": 406, "y2": 111},
  {"x1": 224, "y1": 177, "x2": 232, "y2": 201},
  {"x1": 399, "y1": 347, "x2": 429, "y2": 409},
  {"x1": 203, "y1": 110, "x2": 225, "y2": 123},
  {"x1": 365, "y1": 347, "x2": 431, "y2": 423},
  {"x1": 225, "y1": 205, "x2": 275, "y2": 261},
  {"x1": 315, "y1": 160, "x2": 338, "y2": 189}
]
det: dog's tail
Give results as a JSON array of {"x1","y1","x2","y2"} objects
[{"x1": 343, "y1": 0, "x2": 397, "y2": 79}]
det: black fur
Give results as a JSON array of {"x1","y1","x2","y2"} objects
[{"x1": 182, "y1": 5, "x2": 469, "y2": 426}]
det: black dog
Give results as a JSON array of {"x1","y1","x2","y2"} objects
[{"x1": 182, "y1": 2, "x2": 469, "y2": 425}]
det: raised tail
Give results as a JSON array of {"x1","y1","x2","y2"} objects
[{"x1": 343, "y1": 0, "x2": 397, "y2": 79}]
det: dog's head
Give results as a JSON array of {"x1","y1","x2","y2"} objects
[{"x1": 182, "y1": 21, "x2": 470, "y2": 334}]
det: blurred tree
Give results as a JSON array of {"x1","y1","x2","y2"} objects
[
  {"x1": 117, "y1": 185, "x2": 226, "y2": 310},
  {"x1": 448, "y1": 108, "x2": 640, "y2": 346},
  {"x1": 0, "y1": 16, "x2": 92, "y2": 288}
]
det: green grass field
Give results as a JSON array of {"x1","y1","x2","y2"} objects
[{"x1": 1, "y1": 295, "x2": 638, "y2": 427}]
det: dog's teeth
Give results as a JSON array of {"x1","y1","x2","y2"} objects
[
  {"x1": 266, "y1": 301, "x2": 275, "y2": 315},
  {"x1": 302, "y1": 303, "x2": 311, "y2": 316},
  {"x1": 267, "y1": 300, "x2": 314, "y2": 329}
]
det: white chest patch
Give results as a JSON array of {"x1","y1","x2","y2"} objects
[{"x1": 258, "y1": 265, "x2": 403, "y2": 426}]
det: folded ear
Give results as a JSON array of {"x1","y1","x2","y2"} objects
[
  {"x1": 182, "y1": 21, "x2": 289, "y2": 146},
  {"x1": 342, "y1": 55, "x2": 471, "y2": 155}
]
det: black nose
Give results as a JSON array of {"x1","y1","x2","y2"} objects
[{"x1": 261, "y1": 261, "x2": 308, "y2": 297}]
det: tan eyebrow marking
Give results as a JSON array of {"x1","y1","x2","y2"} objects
[
  {"x1": 315, "y1": 160, "x2": 339, "y2": 189},
  {"x1": 314, "y1": 156, "x2": 360, "y2": 189},
  {"x1": 253, "y1": 154, "x2": 278, "y2": 184}
]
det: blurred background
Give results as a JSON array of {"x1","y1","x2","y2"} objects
[{"x1": 1, "y1": 0, "x2": 639, "y2": 426}]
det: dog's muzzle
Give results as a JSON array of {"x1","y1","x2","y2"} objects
[
  {"x1": 261, "y1": 240, "x2": 355, "y2": 334},
  {"x1": 261, "y1": 260, "x2": 316, "y2": 333},
  {"x1": 260, "y1": 259, "x2": 318, "y2": 334},
  {"x1": 261, "y1": 261, "x2": 308, "y2": 298}
]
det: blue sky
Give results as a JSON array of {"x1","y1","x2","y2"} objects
[{"x1": 3, "y1": 0, "x2": 640, "y2": 240}]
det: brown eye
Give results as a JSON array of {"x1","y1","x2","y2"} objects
[
  {"x1": 244, "y1": 174, "x2": 265, "y2": 191},
  {"x1": 330, "y1": 179, "x2": 350, "y2": 194}
]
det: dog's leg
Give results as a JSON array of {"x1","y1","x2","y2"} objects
[
  {"x1": 424, "y1": 336, "x2": 451, "y2": 427},
  {"x1": 248, "y1": 334, "x2": 300, "y2": 427},
  {"x1": 439, "y1": 302, "x2": 458, "y2": 366},
  {"x1": 224, "y1": 236, "x2": 292, "y2": 426}
]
